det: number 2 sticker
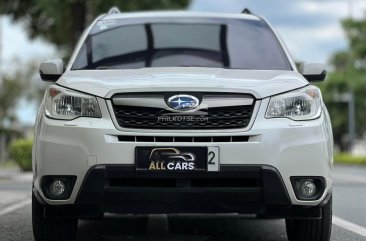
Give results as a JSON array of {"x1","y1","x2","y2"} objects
[{"x1": 207, "y1": 147, "x2": 219, "y2": 172}]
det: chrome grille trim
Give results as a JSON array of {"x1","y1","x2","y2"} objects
[{"x1": 112, "y1": 94, "x2": 254, "y2": 110}]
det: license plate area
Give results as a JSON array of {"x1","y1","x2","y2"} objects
[{"x1": 136, "y1": 147, "x2": 208, "y2": 172}]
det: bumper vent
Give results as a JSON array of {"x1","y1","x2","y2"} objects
[{"x1": 117, "y1": 135, "x2": 250, "y2": 143}]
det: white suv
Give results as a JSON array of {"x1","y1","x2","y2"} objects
[{"x1": 32, "y1": 8, "x2": 333, "y2": 241}]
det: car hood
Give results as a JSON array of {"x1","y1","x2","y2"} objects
[{"x1": 57, "y1": 67, "x2": 308, "y2": 99}]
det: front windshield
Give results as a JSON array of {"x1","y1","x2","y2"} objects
[{"x1": 72, "y1": 17, "x2": 291, "y2": 70}]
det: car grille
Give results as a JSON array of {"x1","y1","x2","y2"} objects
[{"x1": 112, "y1": 104, "x2": 255, "y2": 129}]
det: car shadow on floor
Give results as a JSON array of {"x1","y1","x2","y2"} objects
[{"x1": 76, "y1": 214, "x2": 288, "y2": 241}]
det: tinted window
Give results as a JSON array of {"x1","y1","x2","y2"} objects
[
  {"x1": 73, "y1": 18, "x2": 291, "y2": 70},
  {"x1": 92, "y1": 25, "x2": 147, "y2": 62}
]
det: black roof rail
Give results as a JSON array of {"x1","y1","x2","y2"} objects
[
  {"x1": 242, "y1": 8, "x2": 252, "y2": 14},
  {"x1": 108, "y1": 6, "x2": 121, "y2": 14}
]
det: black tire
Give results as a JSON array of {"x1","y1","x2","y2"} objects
[
  {"x1": 32, "y1": 193, "x2": 78, "y2": 241},
  {"x1": 286, "y1": 196, "x2": 332, "y2": 241}
]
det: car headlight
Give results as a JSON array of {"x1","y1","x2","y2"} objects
[
  {"x1": 44, "y1": 85, "x2": 101, "y2": 120},
  {"x1": 265, "y1": 85, "x2": 322, "y2": 121}
]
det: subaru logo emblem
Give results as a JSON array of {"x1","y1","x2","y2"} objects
[{"x1": 167, "y1": 95, "x2": 199, "y2": 111}]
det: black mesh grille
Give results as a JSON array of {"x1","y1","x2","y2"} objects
[{"x1": 112, "y1": 104, "x2": 255, "y2": 130}]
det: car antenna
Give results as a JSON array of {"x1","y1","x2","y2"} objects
[
  {"x1": 241, "y1": 8, "x2": 263, "y2": 20},
  {"x1": 108, "y1": 6, "x2": 121, "y2": 14},
  {"x1": 242, "y1": 8, "x2": 252, "y2": 14}
]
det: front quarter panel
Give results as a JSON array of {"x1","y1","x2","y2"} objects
[{"x1": 33, "y1": 98, "x2": 46, "y2": 180}]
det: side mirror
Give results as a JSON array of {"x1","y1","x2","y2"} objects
[
  {"x1": 299, "y1": 63, "x2": 327, "y2": 82},
  {"x1": 39, "y1": 59, "x2": 64, "y2": 81}
]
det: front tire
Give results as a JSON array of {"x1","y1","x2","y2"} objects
[
  {"x1": 286, "y1": 196, "x2": 332, "y2": 241},
  {"x1": 32, "y1": 193, "x2": 78, "y2": 241}
]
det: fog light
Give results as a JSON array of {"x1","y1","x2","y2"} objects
[
  {"x1": 291, "y1": 177, "x2": 325, "y2": 201},
  {"x1": 41, "y1": 176, "x2": 76, "y2": 200},
  {"x1": 300, "y1": 180, "x2": 316, "y2": 197},
  {"x1": 50, "y1": 180, "x2": 66, "y2": 196}
]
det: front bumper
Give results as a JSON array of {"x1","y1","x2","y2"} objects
[
  {"x1": 35, "y1": 165, "x2": 330, "y2": 219},
  {"x1": 33, "y1": 98, "x2": 333, "y2": 208}
]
